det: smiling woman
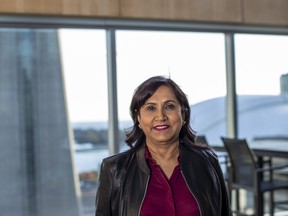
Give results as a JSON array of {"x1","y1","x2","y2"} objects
[{"x1": 95, "y1": 75, "x2": 231, "y2": 216}]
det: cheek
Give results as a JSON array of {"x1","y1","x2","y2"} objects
[
  {"x1": 137, "y1": 115, "x2": 147, "y2": 127},
  {"x1": 139, "y1": 117, "x2": 150, "y2": 127},
  {"x1": 174, "y1": 112, "x2": 184, "y2": 121}
]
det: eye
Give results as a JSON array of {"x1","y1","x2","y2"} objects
[
  {"x1": 146, "y1": 105, "x2": 156, "y2": 111},
  {"x1": 165, "y1": 104, "x2": 176, "y2": 110}
]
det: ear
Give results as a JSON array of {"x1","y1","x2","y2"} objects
[
  {"x1": 182, "y1": 107, "x2": 187, "y2": 122},
  {"x1": 182, "y1": 113, "x2": 185, "y2": 122}
]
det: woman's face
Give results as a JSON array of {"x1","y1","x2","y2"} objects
[{"x1": 137, "y1": 85, "x2": 184, "y2": 147}]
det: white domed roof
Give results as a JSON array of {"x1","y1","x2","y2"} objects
[{"x1": 190, "y1": 94, "x2": 288, "y2": 144}]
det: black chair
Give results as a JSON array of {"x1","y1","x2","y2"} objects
[
  {"x1": 195, "y1": 135, "x2": 209, "y2": 146},
  {"x1": 221, "y1": 137, "x2": 288, "y2": 216},
  {"x1": 196, "y1": 134, "x2": 229, "y2": 164},
  {"x1": 196, "y1": 135, "x2": 228, "y2": 163},
  {"x1": 196, "y1": 135, "x2": 229, "y2": 179}
]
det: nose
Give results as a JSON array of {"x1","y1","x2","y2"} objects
[{"x1": 156, "y1": 108, "x2": 167, "y2": 121}]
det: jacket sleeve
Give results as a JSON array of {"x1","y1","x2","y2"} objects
[
  {"x1": 95, "y1": 160, "x2": 112, "y2": 216},
  {"x1": 205, "y1": 149, "x2": 232, "y2": 216}
]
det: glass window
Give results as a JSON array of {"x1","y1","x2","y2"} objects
[
  {"x1": 116, "y1": 30, "x2": 227, "y2": 145},
  {"x1": 59, "y1": 29, "x2": 109, "y2": 215},
  {"x1": 235, "y1": 34, "x2": 288, "y2": 142}
]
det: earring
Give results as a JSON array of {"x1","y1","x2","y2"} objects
[
  {"x1": 138, "y1": 124, "x2": 142, "y2": 129},
  {"x1": 183, "y1": 121, "x2": 186, "y2": 126}
]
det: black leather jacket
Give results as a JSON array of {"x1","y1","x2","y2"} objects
[{"x1": 95, "y1": 143, "x2": 231, "y2": 216}]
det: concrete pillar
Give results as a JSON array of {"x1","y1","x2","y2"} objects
[{"x1": 0, "y1": 29, "x2": 81, "y2": 216}]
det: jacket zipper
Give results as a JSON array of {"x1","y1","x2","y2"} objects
[
  {"x1": 181, "y1": 170, "x2": 203, "y2": 216},
  {"x1": 137, "y1": 174, "x2": 150, "y2": 216}
]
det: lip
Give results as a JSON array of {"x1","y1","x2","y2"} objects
[{"x1": 153, "y1": 124, "x2": 170, "y2": 131}]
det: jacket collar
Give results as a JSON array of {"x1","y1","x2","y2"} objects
[{"x1": 136, "y1": 145, "x2": 150, "y2": 174}]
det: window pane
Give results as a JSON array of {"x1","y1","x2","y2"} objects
[
  {"x1": 59, "y1": 29, "x2": 109, "y2": 215},
  {"x1": 235, "y1": 34, "x2": 288, "y2": 141},
  {"x1": 116, "y1": 30, "x2": 226, "y2": 144}
]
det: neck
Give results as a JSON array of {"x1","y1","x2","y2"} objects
[{"x1": 147, "y1": 142, "x2": 180, "y2": 162}]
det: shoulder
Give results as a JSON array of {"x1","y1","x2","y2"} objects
[
  {"x1": 181, "y1": 143, "x2": 217, "y2": 157},
  {"x1": 199, "y1": 148, "x2": 218, "y2": 161},
  {"x1": 194, "y1": 147, "x2": 224, "y2": 175},
  {"x1": 101, "y1": 148, "x2": 137, "y2": 168},
  {"x1": 181, "y1": 143, "x2": 219, "y2": 165},
  {"x1": 99, "y1": 146, "x2": 149, "y2": 178}
]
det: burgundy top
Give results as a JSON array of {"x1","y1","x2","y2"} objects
[{"x1": 140, "y1": 147, "x2": 200, "y2": 216}]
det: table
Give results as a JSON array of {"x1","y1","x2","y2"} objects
[
  {"x1": 211, "y1": 140, "x2": 288, "y2": 159},
  {"x1": 248, "y1": 140, "x2": 288, "y2": 159}
]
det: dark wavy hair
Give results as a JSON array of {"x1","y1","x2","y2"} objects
[{"x1": 125, "y1": 75, "x2": 199, "y2": 149}]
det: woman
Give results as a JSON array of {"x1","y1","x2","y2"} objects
[{"x1": 95, "y1": 76, "x2": 231, "y2": 216}]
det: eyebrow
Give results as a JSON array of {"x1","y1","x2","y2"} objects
[{"x1": 143, "y1": 99, "x2": 177, "y2": 105}]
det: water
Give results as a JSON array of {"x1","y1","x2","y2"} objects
[
  {"x1": 74, "y1": 148, "x2": 109, "y2": 173},
  {"x1": 74, "y1": 143, "x2": 128, "y2": 173}
]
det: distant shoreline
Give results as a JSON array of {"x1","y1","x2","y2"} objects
[{"x1": 71, "y1": 120, "x2": 133, "y2": 130}]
